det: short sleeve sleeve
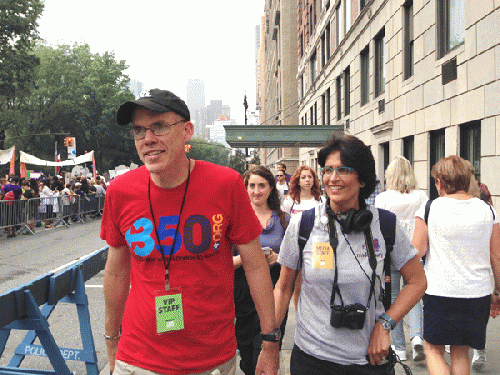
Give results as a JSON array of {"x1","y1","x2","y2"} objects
[
  {"x1": 391, "y1": 220, "x2": 418, "y2": 271},
  {"x1": 415, "y1": 200, "x2": 427, "y2": 221},
  {"x1": 100, "y1": 183, "x2": 127, "y2": 248},
  {"x1": 277, "y1": 212, "x2": 302, "y2": 270}
]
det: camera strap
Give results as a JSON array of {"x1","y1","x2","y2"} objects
[
  {"x1": 326, "y1": 208, "x2": 343, "y2": 306},
  {"x1": 363, "y1": 229, "x2": 378, "y2": 310},
  {"x1": 326, "y1": 207, "x2": 378, "y2": 309}
]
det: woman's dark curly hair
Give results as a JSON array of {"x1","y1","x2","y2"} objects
[
  {"x1": 243, "y1": 165, "x2": 288, "y2": 229},
  {"x1": 318, "y1": 133, "x2": 377, "y2": 207},
  {"x1": 288, "y1": 165, "x2": 322, "y2": 204}
]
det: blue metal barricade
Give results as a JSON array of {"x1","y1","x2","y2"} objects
[{"x1": 0, "y1": 247, "x2": 108, "y2": 375}]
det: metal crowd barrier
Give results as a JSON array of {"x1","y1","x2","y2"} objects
[
  {"x1": 0, "y1": 195, "x2": 105, "y2": 235},
  {"x1": 0, "y1": 247, "x2": 109, "y2": 375}
]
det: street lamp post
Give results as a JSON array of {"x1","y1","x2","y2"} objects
[{"x1": 243, "y1": 95, "x2": 249, "y2": 170}]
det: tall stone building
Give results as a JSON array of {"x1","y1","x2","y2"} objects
[
  {"x1": 187, "y1": 79, "x2": 206, "y2": 138},
  {"x1": 259, "y1": 0, "x2": 300, "y2": 173},
  {"x1": 129, "y1": 80, "x2": 144, "y2": 99},
  {"x1": 296, "y1": 0, "x2": 500, "y2": 203}
]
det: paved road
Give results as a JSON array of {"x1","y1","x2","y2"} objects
[{"x1": 1, "y1": 221, "x2": 500, "y2": 374}]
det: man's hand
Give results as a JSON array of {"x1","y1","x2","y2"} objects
[
  {"x1": 105, "y1": 338, "x2": 119, "y2": 374},
  {"x1": 367, "y1": 322, "x2": 391, "y2": 365},
  {"x1": 255, "y1": 341, "x2": 279, "y2": 375}
]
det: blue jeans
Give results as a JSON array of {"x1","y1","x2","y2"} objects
[{"x1": 390, "y1": 268, "x2": 423, "y2": 351}]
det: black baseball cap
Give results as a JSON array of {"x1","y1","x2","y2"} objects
[{"x1": 117, "y1": 89, "x2": 191, "y2": 125}]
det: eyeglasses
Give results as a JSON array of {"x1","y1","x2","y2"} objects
[
  {"x1": 320, "y1": 166, "x2": 356, "y2": 177},
  {"x1": 130, "y1": 120, "x2": 185, "y2": 140},
  {"x1": 276, "y1": 174, "x2": 285, "y2": 178}
]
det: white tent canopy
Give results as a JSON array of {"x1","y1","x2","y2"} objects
[
  {"x1": 0, "y1": 147, "x2": 15, "y2": 165},
  {"x1": 20, "y1": 150, "x2": 94, "y2": 167}
]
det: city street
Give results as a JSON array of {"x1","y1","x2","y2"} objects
[{"x1": 1, "y1": 220, "x2": 499, "y2": 374}]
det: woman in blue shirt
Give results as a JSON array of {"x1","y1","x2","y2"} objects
[{"x1": 233, "y1": 165, "x2": 290, "y2": 375}]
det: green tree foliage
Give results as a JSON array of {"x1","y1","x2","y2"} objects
[
  {"x1": 1, "y1": 42, "x2": 138, "y2": 175},
  {"x1": 186, "y1": 138, "x2": 230, "y2": 166},
  {"x1": 250, "y1": 149, "x2": 260, "y2": 165},
  {"x1": 0, "y1": 0, "x2": 44, "y2": 150},
  {"x1": 227, "y1": 149, "x2": 247, "y2": 175}
]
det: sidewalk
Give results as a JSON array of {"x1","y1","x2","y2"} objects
[
  {"x1": 98, "y1": 305, "x2": 428, "y2": 375},
  {"x1": 99, "y1": 302, "x2": 500, "y2": 374}
]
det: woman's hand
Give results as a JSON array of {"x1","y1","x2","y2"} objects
[
  {"x1": 367, "y1": 322, "x2": 391, "y2": 365},
  {"x1": 265, "y1": 250, "x2": 279, "y2": 266},
  {"x1": 491, "y1": 293, "x2": 500, "y2": 318}
]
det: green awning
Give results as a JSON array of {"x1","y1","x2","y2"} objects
[{"x1": 223, "y1": 125, "x2": 344, "y2": 148}]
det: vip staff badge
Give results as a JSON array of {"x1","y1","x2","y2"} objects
[
  {"x1": 313, "y1": 241, "x2": 334, "y2": 269},
  {"x1": 155, "y1": 291, "x2": 184, "y2": 334}
]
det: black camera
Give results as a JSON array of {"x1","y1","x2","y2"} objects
[{"x1": 330, "y1": 303, "x2": 367, "y2": 330}]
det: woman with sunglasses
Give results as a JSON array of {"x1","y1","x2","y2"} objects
[{"x1": 274, "y1": 134, "x2": 426, "y2": 374}]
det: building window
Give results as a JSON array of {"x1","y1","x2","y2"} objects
[
  {"x1": 336, "y1": 2, "x2": 342, "y2": 47},
  {"x1": 321, "y1": 33, "x2": 326, "y2": 67},
  {"x1": 374, "y1": 28, "x2": 385, "y2": 98},
  {"x1": 322, "y1": 89, "x2": 331, "y2": 125},
  {"x1": 314, "y1": 101, "x2": 318, "y2": 125},
  {"x1": 404, "y1": 0, "x2": 414, "y2": 79},
  {"x1": 344, "y1": 66, "x2": 350, "y2": 116},
  {"x1": 300, "y1": 33, "x2": 304, "y2": 58},
  {"x1": 326, "y1": 23, "x2": 331, "y2": 60},
  {"x1": 314, "y1": 0, "x2": 317, "y2": 26},
  {"x1": 336, "y1": 75, "x2": 342, "y2": 120},
  {"x1": 430, "y1": 129, "x2": 446, "y2": 199},
  {"x1": 321, "y1": 93, "x2": 326, "y2": 125},
  {"x1": 310, "y1": 5, "x2": 314, "y2": 36},
  {"x1": 403, "y1": 136, "x2": 414, "y2": 165},
  {"x1": 299, "y1": 75, "x2": 303, "y2": 99},
  {"x1": 345, "y1": 0, "x2": 351, "y2": 34},
  {"x1": 310, "y1": 106, "x2": 314, "y2": 125},
  {"x1": 460, "y1": 121, "x2": 481, "y2": 181},
  {"x1": 310, "y1": 51, "x2": 317, "y2": 83},
  {"x1": 381, "y1": 142, "x2": 390, "y2": 182},
  {"x1": 360, "y1": 46, "x2": 369, "y2": 106},
  {"x1": 438, "y1": 0, "x2": 465, "y2": 58}
]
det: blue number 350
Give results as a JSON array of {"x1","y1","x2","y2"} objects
[{"x1": 125, "y1": 215, "x2": 212, "y2": 257}]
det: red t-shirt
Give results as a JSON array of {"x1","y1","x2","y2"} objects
[{"x1": 101, "y1": 161, "x2": 261, "y2": 374}]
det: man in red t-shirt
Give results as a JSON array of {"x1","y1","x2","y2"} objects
[{"x1": 101, "y1": 89, "x2": 280, "y2": 375}]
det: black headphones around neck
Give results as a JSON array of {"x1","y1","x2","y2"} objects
[
  {"x1": 340, "y1": 208, "x2": 373, "y2": 234},
  {"x1": 326, "y1": 204, "x2": 373, "y2": 234}
]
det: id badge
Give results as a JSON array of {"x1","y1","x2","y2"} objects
[
  {"x1": 154, "y1": 288, "x2": 185, "y2": 334},
  {"x1": 312, "y1": 236, "x2": 334, "y2": 270}
]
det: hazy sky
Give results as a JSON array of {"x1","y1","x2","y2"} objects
[{"x1": 37, "y1": 0, "x2": 264, "y2": 125}]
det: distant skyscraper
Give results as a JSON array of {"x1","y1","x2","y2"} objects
[
  {"x1": 129, "y1": 80, "x2": 144, "y2": 99},
  {"x1": 255, "y1": 25, "x2": 261, "y2": 110},
  {"x1": 221, "y1": 105, "x2": 230, "y2": 119},
  {"x1": 207, "y1": 117, "x2": 230, "y2": 148},
  {"x1": 187, "y1": 79, "x2": 205, "y2": 110},
  {"x1": 187, "y1": 79, "x2": 206, "y2": 138},
  {"x1": 206, "y1": 100, "x2": 223, "y2": 126}
]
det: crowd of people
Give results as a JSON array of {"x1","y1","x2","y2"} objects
[
  {"x1": 97, "y1": 88, "x2": 500, "y2": 375},
  {"x1": 0, "y1": 174, "x2": 107, "y2": 238}
]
